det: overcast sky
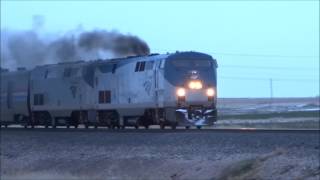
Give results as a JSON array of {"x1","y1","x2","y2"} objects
[{"x1": 1, "y1": 1, "x2": 319, "y2": 97}]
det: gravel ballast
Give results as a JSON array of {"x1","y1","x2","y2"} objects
[{"x1": 1, "y1": 129, "x2": 319, "y2": 180}]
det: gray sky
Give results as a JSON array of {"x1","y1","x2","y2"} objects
[{"x1": 1, "y1": 1, "x2": 319, "y2": 97}]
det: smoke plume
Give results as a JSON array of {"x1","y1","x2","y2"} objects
[{"x1": 1, "y1": 17, "x2": 150, "y2": 70}]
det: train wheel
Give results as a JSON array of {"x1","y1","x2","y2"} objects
[
  {"x1": 185, "y1": 126, "x2": 190, "y2": 129},
  {"x1": 160, "y1": 122, "x2": 165, "y2": 129},
  {"x1": 171, "y1": 122, "x2": 177, "y2": 130}
]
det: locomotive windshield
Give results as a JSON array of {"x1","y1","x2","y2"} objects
[
  {"x1": 164, "y1": 52, "x2": 217, "y2": 87},
  {"x1": 171, "y1": 59, "x2": 212, "y2": 68}
]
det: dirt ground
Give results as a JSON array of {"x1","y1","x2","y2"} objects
[{"x1": 1, "y1": 129, "x2": 319, "y2": 180}]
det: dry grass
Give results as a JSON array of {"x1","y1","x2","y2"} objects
[
  {"x1": 297, "y1": 168, "x2": 320, "y2": 180},
  {"x1": 218, "y1": 149, "x2": 285, "y2": 180},
  {"x1": 216, "y1": 119, "x2": 320, "y2": 129},
  {"x1": 218, "y1": 97, "x2": 319, "y2": 106},
  {"x1": 219, "y1": 111, "x2": 319, "y2": 120}
]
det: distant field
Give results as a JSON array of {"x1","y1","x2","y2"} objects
[
  {"x1": 215, "y1": 97, "x2": 319, "y2": 129},
  {"x1": 219, "y1": 110, "x2": 319, "y2": 120},
  {"x1": 217, "y1": 97, "x2": 319, "y2": 115},
  {"x1": 215, "y1": 118, "x2": 319, "y2": 129},
  {"x1": 217, "y1": 97, "x2": 319, "y2": 106}
]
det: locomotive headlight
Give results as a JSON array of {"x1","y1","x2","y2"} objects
[
  {"x1": 176, "y1": 88, "x2": 186, "y2": 97},
  {"x1": 188, "y1": 81, "x2": 203, "y2": 89},
  {"x1": 206, "y1": 88, "x2": 215, "y2": 97}
]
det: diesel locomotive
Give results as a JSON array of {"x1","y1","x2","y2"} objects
[{"x1": 0, "y1": 51, "x2": 218, "y2": 129}]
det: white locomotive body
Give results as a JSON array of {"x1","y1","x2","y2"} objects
[{"x1": 1, "y1": 51, "x2": 218, "y2": 129}]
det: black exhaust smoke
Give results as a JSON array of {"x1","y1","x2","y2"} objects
[
  {"x1": 78, "y1": 30, "x2": 150, "y2": 57},
  {"x1": 1, "y1": 17, "x2": 150, "y2": 69}
]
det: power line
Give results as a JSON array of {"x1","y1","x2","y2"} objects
[
  {"x1": 219, "y1": 65, "x2": 317, "y2": 71},
  {"x1": 219, "y1": 76, "x2": 319, "y2": 82},
  {"x1": 208, "y1": 52, "x2": 319, "y2": 59}
]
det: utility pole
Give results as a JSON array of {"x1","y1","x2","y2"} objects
[{"x1": 269, "y1": 78, "x2": 273, "y2": 107}]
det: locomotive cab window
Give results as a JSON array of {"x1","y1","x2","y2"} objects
[
  {"x1": 34, "y1": 94, "x2": 44, "y2": 105},
  {"x1": 135, "y1": 61, "x2": 146, "y2": 72},
  {"x1": 99, "y1": 90, "x2": 111, "y2": 104},
  {"x1": 135, "y1": 62, "x2": 140, "y2": 72},
  {"x1": 139, "y1": 61, "x2": 145, "y2": 71}
]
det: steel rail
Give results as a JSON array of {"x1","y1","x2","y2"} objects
[{"x1": 1, "y1": 127, "x2": 319, "y2": 134}]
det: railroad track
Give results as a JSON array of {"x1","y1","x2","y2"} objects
[{"x1": 1, "y1": 126, "x2": 319, "y2": 133}]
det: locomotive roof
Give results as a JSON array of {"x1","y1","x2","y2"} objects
[
  {"x1": 1, "y1": 51, "x2": 216, "y2": 73},
  {"x1": 90, "y1": 51, "x2": 215, "y2": 65},
  {"x1": 32, "y1": 52, "x2": 169, "y2": 69},
  {"x1": 93, "y1": 53, "x2": 168, "y2": 64}
]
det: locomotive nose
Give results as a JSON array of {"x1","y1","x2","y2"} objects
[
  {"x1": 176, "y1": 84, "x2": 216, "y2": 107},
  {"x1": 168, "y1": 61, "x2": 217, "y2": 110},
  {"x1": 175, "y1": 70, "x2": 216, "y2": 107},
  {"x1": 188, "y1": 80, "x2": 203, "y2": 90}
]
